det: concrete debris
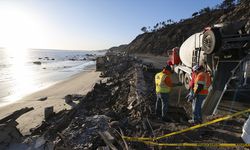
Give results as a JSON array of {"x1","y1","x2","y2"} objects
[
  {"x1": 33, "y1": 61, "x2": 42, "y2": 65},
  {"x1": 0, "y1": 107, "x2": 34, "y2": 149},
  {"x1": 44, "y1": 106, "x2": 54, "y2": 121},
  {"x1": 0, "y1": 123, "x2": 22, "y2": 149},
  {"x1": 97, "y1": 146, "x2": 111, "y2": 150},
  {"x1": 64, "y1": 94, "x2": 85, "y2": 108},
  {"x1": 7, "y1": 135, "x2": 55, "y2": 150},
  {"x1": 98, "y1": 131, "x2": 117, "y2": 150},
  {"x1": 64, "y1": 94, "x2": 85, "y2": 102},
  {"x1": 0, "y1": 107, "x2": 34, "y2": 124},
  {"x1": 37, "y1": 97, "x2": 48, "y2": 101}
]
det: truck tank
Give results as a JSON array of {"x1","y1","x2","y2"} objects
[{"x1": 179, "y1": 33, "x2": 204, "y2": 67}]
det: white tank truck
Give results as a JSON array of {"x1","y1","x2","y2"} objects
[{"x1": 168, "y1": 21, "x2": 250, "y2": 115}]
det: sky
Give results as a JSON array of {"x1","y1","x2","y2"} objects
[{"x1": 0, "y1": 0, "x2": 223, "y2": 50}]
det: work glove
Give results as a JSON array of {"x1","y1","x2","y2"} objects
[{"x1": 186, "y1": 92, "x2": 194, "y2": 103}]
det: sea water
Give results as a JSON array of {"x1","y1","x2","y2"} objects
[{"x1": 0, "y1": 48, "x2": 105, "y2": 106}]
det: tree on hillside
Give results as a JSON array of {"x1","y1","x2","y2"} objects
[
  {"x1": 179, "y1": 19, "x2": 185, "y2": 23},
  {"x1": 214, "y1": 4, "x2": 222, "y2": 10},
  {"x1": 167, "y1": 19, "x2": 173, "y2": 24},
  {"x1": 220, "y1": 0, "x2": 236, "y2": 9},
  {"x1": 141, "y1": 27, "x2": 148, "y2": 33},
  {"x1": 199, "y1": 7, "x2": 211, "y2": 14},
  {"x1": 154, "y1": 23, "x2": 159, "y2": 30},
  {"x1": 162, "y1": 21, "x2": 167, "y2": 27},
  {"x1": 192, "y1": 12, "x2": 199, "y2": 17},
  {"x1": 236, "y1": 0, "x2": 247, "y2": 4}
]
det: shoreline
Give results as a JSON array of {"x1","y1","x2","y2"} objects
[
  {"x1": 0, "y1": 63, "x2": 96, "y2": 107},
  {"x1": 0, "y1": 65, "x2": 101, "y2": 135}
]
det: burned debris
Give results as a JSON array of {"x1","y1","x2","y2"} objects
[{"x1": 0, "y1": 107, "x2": 34, "y2": 149}]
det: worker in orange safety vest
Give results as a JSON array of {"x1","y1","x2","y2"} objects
[
  {"x1": 189, "y1": 65, "x2": 211, "y2": 124},
  {"x1": 186, "y1": 65, "x2": 198, "y2": 102}
]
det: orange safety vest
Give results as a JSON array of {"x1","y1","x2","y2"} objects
[
  {"x1": 189, "y1": 71, "x2": 197, "y2": 89},
  {"x1": 193, "y1": 72, "x2": 211, "y2": 95}
]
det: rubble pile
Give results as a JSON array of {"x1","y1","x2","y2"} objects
[
  {"x1": 0, "y1": 122, "x2": 22, "y2": 150},
  {"x1": 0, "y1": 107, "x2": 34, "y2": 149}
]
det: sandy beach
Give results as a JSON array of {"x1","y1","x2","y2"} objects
[{"x1": 0, "y1": 66, "x2": 101, "y2": 135}]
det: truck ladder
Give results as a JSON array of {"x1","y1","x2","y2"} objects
[
  {"x1": 192, "y1": 33, "x2": 202, "y2": 67},
  {"x1": 192, "y1": 48, "x2": 201, "y2": 67}
]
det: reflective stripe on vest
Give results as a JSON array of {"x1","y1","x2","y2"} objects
[
  {"x1": 155, "y1": 72, "x2": 171, "y2": 93},
  {"x1": 194, "y1": 72, "x2": 209, "y2": 95}
]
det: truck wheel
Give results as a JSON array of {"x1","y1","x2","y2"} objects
[
  {"x1": 178, "y1": 71, "x2": 184, "y2": 83},
  {"x1": 184, "y1": 73, "x2": 190, "y2": 90},
  {"x1": 202, "y1": 28, "x2": 221, "y2": 54}
]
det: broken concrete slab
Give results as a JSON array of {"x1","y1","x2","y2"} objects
[
  {"x1": 44, "y1": 106, "x2": 54, "y2": 121},
  {"x1": 0, "y1": 107, "x2": 34, "y2": 124}
]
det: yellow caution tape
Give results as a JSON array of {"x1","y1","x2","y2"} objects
[
  {"x1": 122, "y1": 108, "x2": 250, "y2": 142},
  {"x1": 142, "y1": 141, "x2": 250, "y2": 147}
]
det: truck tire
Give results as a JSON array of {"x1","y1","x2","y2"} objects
[
  {"x1": 184, "y1": 73, "x2": 190, "y2": 90},
  {"x1": 178, "y1": 71, "x2": 184, "y2": 83},
  {"x1": 202, "y1": 28, "x2": 221, "y2": 54}
]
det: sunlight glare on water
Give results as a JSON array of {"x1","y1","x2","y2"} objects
[
  {"x1": 0, "y1": 48, "x2": 102, "y2": 107},
  {"x1": 3, "y1": 48, "x2": 37, "y2": 104}
]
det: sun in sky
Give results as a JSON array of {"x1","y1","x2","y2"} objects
[{"x1": 0, "y1": 6, "x2": 47, "y2": 50}]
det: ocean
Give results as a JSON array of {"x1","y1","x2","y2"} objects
[{"x1": 0, "y1": 48, "x2": 105, "y2": 106}]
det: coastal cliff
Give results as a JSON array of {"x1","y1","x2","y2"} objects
[{"x1": 110, "y1": 0, "x2": 250, "y2": 55}]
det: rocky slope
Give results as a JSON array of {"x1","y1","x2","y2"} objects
[{"x1": 112, "y1": 1, "x2": 250, "y2": 55}]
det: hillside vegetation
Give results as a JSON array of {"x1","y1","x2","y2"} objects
[{"x1": 110, "y1": 0, "x2": 250, "y2": 55}]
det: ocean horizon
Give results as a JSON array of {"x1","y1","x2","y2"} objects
[{"x1": 0, "y1": 48, "x2": 105, "y2": 106}]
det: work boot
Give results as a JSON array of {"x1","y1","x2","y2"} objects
[
  {"x1": 188, "y1": 119, "x2": 195, "y2": 124},
  {"x1": 188, "y1": 119, "x2": 199, "y2": 125}
]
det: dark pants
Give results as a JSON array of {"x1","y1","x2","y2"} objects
[
  {"x1": 155, "y1": 93, "x2": 169, "y2": 118},
  {"x1": 192, "y1": 95, "x2": 206, "y2": 123}
]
